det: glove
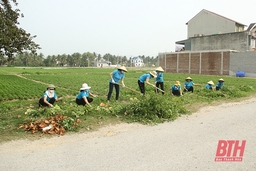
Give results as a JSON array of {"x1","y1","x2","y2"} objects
[
  {"x1": 122, "y1": 84, "x2": 125, "y2": 87},
  {"x1": 49, "y1": 104, "x2": 53, "y2": 107},
  {"x1": 112, "y1": 79, "x2": 116, "y2": 84}
]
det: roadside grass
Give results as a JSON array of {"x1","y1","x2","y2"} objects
[{"x1": 0, "y1": 67, "x2": 256, "y2": 144}]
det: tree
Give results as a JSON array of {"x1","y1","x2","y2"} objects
[{"x1": 0, "y1": 0, "x2": 40, "y2": 62}]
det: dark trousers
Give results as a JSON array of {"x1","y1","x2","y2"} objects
[
  {"x1": 184, "y1": 86, "x2": 194, "y2": 93},
  {"x1": 172, "y1": 90, "x2": 181, "y2": 96},
  {"x1": 107, "y1": 82, "x2": 120, "y2": 100},
  {"x1": 76, "y1": 97, "x2": 93, "y2": 106},
  {"x1": 156, "y1": 82, "x2": 164, "y2": 94},
  {"x1": 138, "y1": 80, "x2": 145, "y2": 94},
  {"x1": 39, "y1": 97, "x2": 55, "y2": 106}
]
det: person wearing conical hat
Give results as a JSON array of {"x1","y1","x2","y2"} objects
[
  {"x1": 205, "y1": 80, "x2": 214, "y2": 90},
  {"x1": 138, "y1": 71, "x2": 157, "y2": 95},
  {"x1": 107, "y1": 66, "x2": 127, "y2": 102},
  {"x1": 39, "y1": 84, "x2": 59, "y2": 107},
  {"x1": 155, "y1": 66, "x2": 165, "y2": 95},
  {"x1": 184, "y1": 77, "x2": 200, "y2": 93},
  {"x1": 171, "y1": 81, "x2": 183, "y2": 96},
  {"x1": 76, "y1": 83, "x2": 96, "y2": 106},
  {"x1": 216, "y1": 78, "x2": 225, "y2": 90}
]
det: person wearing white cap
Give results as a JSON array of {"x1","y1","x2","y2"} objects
[
  {"x1": 107, "y1": 66, "x2": 127, "y2": 102},
  {"x1": 216, "y1": 78, "x2": 224, "y2": 90},
  {"x1": 205, "y1": 80, "x2": 214, "y2": 90},
  {"x1": 155, "y1": 66, "x2": 164, "y2": 95},
  {"x1": 76, "y1": 83, "x2": 96, "y2": 106},
  {"x1": 39, "y1": 84, "x2": 59, "y2": 107},
  {"x1": 138, "y1": 71, "x2": 157, "y2": 95}
]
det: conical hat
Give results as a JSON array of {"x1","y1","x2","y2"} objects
[
  {"x1": 218, "y1": 78, "x2": 224, "y2": 82},
  {"x1": 207, "y1": 80, "x2": 214, "y2": 85},
  {"x1": 149, "y1": 71, "x2": 157, "y2": 78},
  {"x1": 186, "y1": 77, "x2": 192, "y2": 80},
  {"x1": 155, "y1": 66, "x2": 164, "y2": 72},
  {"x1": 118, "y1": 66, "x2": 127, "y2": 72}
]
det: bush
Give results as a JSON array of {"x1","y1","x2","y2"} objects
[{"x1": 119, "y1": 92, "x2": 189, "y2": 124}]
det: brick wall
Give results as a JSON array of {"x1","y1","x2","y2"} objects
[{"x1": 159, "y1": 51, "x2": 230, "y2": 75}]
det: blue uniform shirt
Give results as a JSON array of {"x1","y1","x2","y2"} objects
[
  {"x1": 205, "y1": 84, "x2": 213, "y2": 89},
  {"x1": 216, "y1": 82, "x2": 224, "y2": 88},
  {"x1": 43, "y1": 91, "x2": 57, "y2": 102},
  {"x1": 139, "y1": 73, "x2": 151, "y2": 83},
  {"x1": 76, "y1": 90, "x2": 90, "y2": 99},
  {"x1": 171, "y1": 85, "x2": 181, "y2": 92},
  {"x1": 156, "y1": 72, "x2": 164, "y2": 82},
  {"x1": 109, "y1": 70, "x2": 125, "y2": 83},
  {"x1": 184, "y1": 81, "x2": 194, "y2": 89}
]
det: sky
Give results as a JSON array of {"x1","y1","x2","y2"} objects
[{"x1": 17, "y1": 0, "x2": 255, "y2": 58}]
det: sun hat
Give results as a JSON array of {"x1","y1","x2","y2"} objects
[
  {"x1": 118, "y1": 66, "x2": 127, "y2": 72},
  {"x1": 174, "y1": 81, "x2": 180, "y2": 86},
  {"x1": 207, "y1": 80, "x2": 214, "y2": 85},
  {"x1": 149, "y1": 71, "x2": 157, "y2": 78},
  {"x1": 80, "y1": 83, "x2": 91, "y2": 90},
  {"x1": 47, "y1": 84, "x2": 55, "y2": 89},
  {"x1": 185, "y1": 77, "x2": 192, "y2": 80},
  {"x1": 155, "y1": 66, "x2": 164, "y2": 72},
  {"x1": 218, "y1": 78, "x2": 224, "y2": 82}
]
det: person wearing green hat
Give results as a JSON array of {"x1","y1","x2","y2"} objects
[{"x1": 39, "y1": 84, "x2": 59, "y2": 107}]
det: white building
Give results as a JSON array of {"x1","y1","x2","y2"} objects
[
  {"x1": 94, "y1": 57, "x2": 111, "y2": 67},
  {"x1": 131, "y1": 57, "x2": 144, "y2": 67}
]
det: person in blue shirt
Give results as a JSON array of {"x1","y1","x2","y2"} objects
[
  {"x1": 107, "y1": 66, "x2": 127, "y2": 102},
  {"x1": 171, "y1": 81, "x2": 183, "y2": 96},
  {"x1": 184, "y1": 77, "x2": 200, "y2": 93},
  {"x1": 155, "y1": 66, "x2": 164, "y2": 95},
  {"x1": 138, "y1": 71, "x2": 157, "y2": 94},
  {"x1": 76, "y1": 83, "x2": 96, "y2": 106},
  {"x1": 39, "y1": 84, "x2": 59, "y2": 107},
  {"x1": 205, "y1": 80, "x2": 214, "y2": 90},
  {"x1": 216, "y1": 78, "x2": 224, "y2": 90}
]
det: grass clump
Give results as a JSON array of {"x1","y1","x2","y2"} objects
[{"x1": 119, "y1": 92, "x2": 189, "y2": 125}]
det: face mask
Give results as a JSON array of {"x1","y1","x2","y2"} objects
[{"x1": 49, "y1": 90, "x2": 54, "y2": 93}]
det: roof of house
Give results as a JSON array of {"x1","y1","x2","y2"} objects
[
  {"x1": 247, "y1": 23, "x2": 256, "y2": 31},
  {"x1": 186, "y1": 9, "x2": 246, "y2": 26}
]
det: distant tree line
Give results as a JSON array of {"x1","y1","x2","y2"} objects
[
  {"x1": 0, "y1": 1, "x2": 158, "y2": 67},
  {"x1": 0, "y1": 51, "x2": 158, "y2": 67}
]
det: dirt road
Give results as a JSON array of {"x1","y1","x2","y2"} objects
[{"x1": 0, "y1": 98, "x2": 256, "y2": 171}]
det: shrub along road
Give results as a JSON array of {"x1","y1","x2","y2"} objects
[{"x1": 0, "y1": 98, "x2": 255, "y2": 171}]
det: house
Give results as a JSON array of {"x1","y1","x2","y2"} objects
[
  {"x1": 131, "y1": 57, "x2": 144, "y2": 67},
  {"x1": 159, "y1": 9, "x2": 256, "y2": 77},
  {"x1": 175, "y1": 9, "x2": 256, "y2": 52},
  {"x1": 247, "y1": 23, "x2": 256, "y2": 51},
  {"x1": 94, "y1": 57, "x2": 111, "y2": 67}
]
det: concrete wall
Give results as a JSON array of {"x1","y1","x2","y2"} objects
[
  {"x1": 230, "y1": 51, "x2": 256, "y2": 77},
  {"x1": 187, "y1": 10, "x2": 236, "y2": 38},
  {"x1": 191, "y1": 31, "x2": 249, "y2": 52}
]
